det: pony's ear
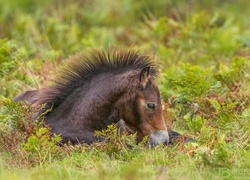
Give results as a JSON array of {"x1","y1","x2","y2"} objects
[{"x1": 139, "y1": 67, "x2": 150, "y2": 89}]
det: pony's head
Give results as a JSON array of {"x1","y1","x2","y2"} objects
[{"x1": 117, "y1": 65, "x2": 169, "y2": 146}]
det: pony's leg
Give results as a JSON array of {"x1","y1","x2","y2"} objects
[
  {"x1": 52, "y1": 126, "x2": 103, "y2": 145},
  {"x1": 51, "y1": 110, "x2": 120, "y2": 145},
  {"x1": 167, "y1": 129, "x2": 195, "y2": 144},
  {"x1": 117, "y1": 119, "x2": 194, "y2": 144},
  {"x1": 117, "y1": 119, "x2": 135, "y2": 134}
]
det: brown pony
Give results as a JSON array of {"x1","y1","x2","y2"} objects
[{"x1": 14, "y1": 49, "x2": 170, "y2": 146}]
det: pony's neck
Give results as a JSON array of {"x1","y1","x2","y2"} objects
[
  {"x1": 44, "y1": 70, "x2": 139, "y2": 131},
  {"x1": 81, "y1": 71, "x2": 138, "y2": 129}
]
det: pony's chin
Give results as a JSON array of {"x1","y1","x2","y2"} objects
[{"x1": 147, "y1": 130, "x2": 169, "y2": 147}]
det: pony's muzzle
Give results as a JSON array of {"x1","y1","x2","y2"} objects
[{"x1": 147, "y1": 130, "x2": 169, "y2": 147}]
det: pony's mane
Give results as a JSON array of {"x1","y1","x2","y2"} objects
[{"x1": 35, "y1": 48, "x2": 160, "y2": 107}]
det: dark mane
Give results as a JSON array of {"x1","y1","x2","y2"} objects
[{"x1": 34, "y1": 48, "x2": 160, "y2": 107}]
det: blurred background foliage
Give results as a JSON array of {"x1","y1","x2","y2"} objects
[
  {"x1": 1, "y1": 0, "x2": 249, "y2": 121},
  {"x1": 0, "y1": 0, "x2": 250, "y2": 178}
]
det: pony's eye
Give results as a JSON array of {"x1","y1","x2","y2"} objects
[{"x1": 147, "y1": 103, "x2": 156, "y2": 110}]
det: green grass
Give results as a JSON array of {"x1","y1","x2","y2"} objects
[{"x1": 0, "y1": 0, "x2": 250, "y2": 179}]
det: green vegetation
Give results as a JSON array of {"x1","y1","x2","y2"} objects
[{"x1": 0, "y1": 0, "x2": 250, "y2": 179}]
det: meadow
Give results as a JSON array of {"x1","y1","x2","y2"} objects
[{"x1": 0, "y1": 0, "x2": 250, "y2": 179}]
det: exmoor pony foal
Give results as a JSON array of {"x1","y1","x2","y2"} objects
[{"x1": 14, "y1": 49, "x2": 170, "y2": 146}]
